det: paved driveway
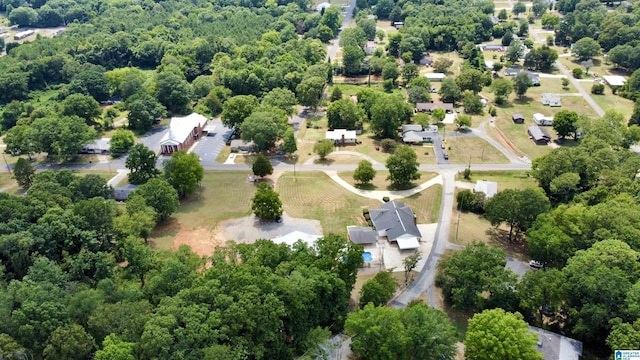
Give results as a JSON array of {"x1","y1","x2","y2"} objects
[
  {"x1": 137, "y1": 126, "x2": 168, "y2": 154},
  {"x1": 191, "y1": 119, "x2": 232, "y2": 167},
  {"x1": 506, "y1": 256, "x2": 531, "y2": 280}
]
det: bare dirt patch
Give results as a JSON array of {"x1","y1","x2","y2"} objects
[{"x1": 173, "y1": 226, "x2": 225, "y2": 257}]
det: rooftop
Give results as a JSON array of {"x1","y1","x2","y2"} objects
[
  {"x1": 603, "y1": 75, "x2": 626, "y2": 87},
  {"x1": 347, "y1": 226, "x2": 378, "y2": 245},
  {"x1": 370, "y1": 201, "x2": 421, "y2": 247},
  {"x1": 475, "y1": 180, "x2": 498, "y2": 198},
  {"x1": 160, "y1": 113, "x2": 208, "y2": 146},
  {"x1": 326, "y1": 129, "x2": 356, "y2": 141},
  {"x1": 529, "y1": 326, "x2": 583, "y2": 360}
]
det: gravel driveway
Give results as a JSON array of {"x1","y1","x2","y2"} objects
[{"x1": 221, "y1": 213, "x2": 323, "y2": 243}]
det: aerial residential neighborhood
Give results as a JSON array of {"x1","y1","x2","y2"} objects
[{"x1": 0, "y1": 0, "x2": 639, "y2": 357}]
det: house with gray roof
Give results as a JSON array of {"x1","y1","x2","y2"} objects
[
  {"x1": 369, "y1": 201, "x2": 421, "y2": 250},
  {"x1": 529, "y1": 327, "x2": 583, "y2": 360},
  {"x1": 401, "y1": 124, "x2": 438, "y2": 144},
  {"x1": 541, "y1": 93, "x2": 561, "y2": 107},
  {"x1": 528, "y1": 126, "x2": 551, "y2": 145},
  {"x1": 81, "y1": 138, "x2": 111, "y2": 154},
  {"x1": 347, "y1": 226, "x2": 378, "y2": 245}
]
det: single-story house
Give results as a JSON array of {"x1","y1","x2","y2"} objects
[
  {"x1": 364, "y1": 41, "x2": 376, "y2": 55},
  {"x1": 403, "y1": 130, "x2": 436, "y2": 143},
  {"x1": 425, "y1": 72, "x2": 446, "y2": 82},
  {"x1": 490, "y1": 16, "x2": 500, "y2": 25},
  {"x1": 528, "y1": 126, "x2": 551, "y2": 145},
  {"x1": 14, "y1": 30, "x2": 34, "y2": 40},
  {"x1": 160, "y1": 113, "x2": 208, "y2": 154},
  {"x1": 230, "y1": 139, "x2": 256, "y2": 152},
  {"x1": 272, "y1": 231, "x2": 323, "y2": 248},
  {"x1": 400, "y1": 124, "x2": 423, "y2": 133},
  {"x1": 81, "y1": 138, "x2": 111, "y2": 154},
  {"x1": 326, "y1": 129, "x2": 357, "y2": 145},
  {"x1": 475, "y1": 180, "x2": 498, "y2": 198},
  {"x1": 533, "y1": 113, "x2": 554, "y2": 126},
  {"x1": 525, "y1": 71, "x2": 540, "y2": 86},
  {"x1": 603, "y1": 75, "x2": 626, "y2": 87},
  {"x1": 529, "y1": 326, "x2": 583, "y2": 360},
  {"x1": 481, "y1": 44, "x2": 505, "y2": 52},
  {"x1": 415, "y1": 102, "x2": 454, "y2": 113},
  {"x1": 512, "y1": 113, "x2": 525, "y2": 124},
  {"x1": 370, "y1": 201, "x2": 421, "y2": 250},
  {"x1": 504, "y1": 68, "x2": 521, "y2": 76},
  {"x1": 316, "y1": 1, "x2": 331, "y2": 12},
  {"x1": 347, "y1": 226, "x2": 378, "y2": 245},
  {"x1": 419, "y1": 56, "x2": 433, "y2": 66},
  {"x1": 541, "y1": 93, "x2": 561, "y2": 107},
  {"x1": 392, "y1": 21, "x2": 404, "y2": 29},
  {"x1": 114, "y1": 185, "x2": 137, "y2": 201}
]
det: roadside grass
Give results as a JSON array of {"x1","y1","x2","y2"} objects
[
  {"x1": 444, "y1": 136, "x2": 509, "y2": 164},
  {"x1": 457, "y1": 170, "x2": 538, "y2": 190},
  {"x1": 337, "y1": 170, "x2": 439, "y2": 191},
  {"x1": 557, "y1": 56, "x2": 630, "y2": 79},
  {"x1": 0, "y1": 173, "x2": 19, "y2": 193},
  {"x1": 402, "y1": 184, "x2": 442, "y2": 223},
  {"x1": 215, "y1": 145, "x2": 231, "y2": 163},
  {"x1": 71, "y1": 170, "x2": 117, "y2": 181},
  {"x1": 277, "y1": 171, "x2": 382, "y2": 236},
  {"x1": 449, "y1": 210, "x2": 493, "y2": 246},
  {"x1": 577, "y1": 82, "x2": 634, "y2": 119},
  {"x1": 150, "y1": 171, "x2": 256, "y2": 249}
]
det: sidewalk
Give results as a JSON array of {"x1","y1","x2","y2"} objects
[{"x1": 107, "y1": 169, "x2": 129, "y2": 187}]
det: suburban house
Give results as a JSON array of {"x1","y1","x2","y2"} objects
[
  {"x1": 401, "y1": 124, "x2": 439, "y2": 143},
  {"x1": 114, "y1": 185, "x2": 137, "y2": 201},
  {"x1": 81, "y1": 138, "x2": 111, "y2": 154},
  {"x1": 326, "y1": 129, "x2": 357, "y2": 145},
  {"x1": 504, "y1": 68, "x2": 520, "y2": 76},
  {"x1": 529, "y1": 327, "x2": 583, "y2": 360},
  {"x1": 533, "y1": 113, "x2": 554, "y2": 126},
  {"x1": 480, "y1": 44, "x2": 505, "y2": 52},
  {"x1": 14, "y1": 30, "x2": 34, "y2": 40},
  {"x1": 528, "y1": 126, "x2": 551, "y2": 145},
  {"x1": 603, "y1": 75, "x2": 626, "y2": 87},
  {"x1": 415, "y1": 102, "x2": 454, "y2": 113},
  {"x1": 347, "y1": 226, "x2": 378, "y2": 245},
  {"x1": 512, "y1": 113, "x2": 525, "y2": 124},
  {"x1": 230, "y1": 139, "x2": 255, "y2": 152},
  {"x1": 475, "y1": 180, "x2": 498, "y2": 198},
  {"x1": 364, "y1": 41, "x2": 376, "y2": 55},
  {"x1": 541, "y1": 93, "x2": 561, "y2": 107},
  {"x1": 425, "y1": 72, "x2": 446, "y2": 82},
  {"x1": 369, "y1": 201, "x2": 421, "y2": 250},
  {"x1": 272, "y1": 231, "x2": 322, "y2": 248},
  {"x1": 525, "y1": 71, "x2": 540, "y2": 86},
  {"x1": 419, "y1": 55, "x2": 433, "y2": 66},
  {"x1": 159, "y1": 113, "x2": 208, "y2": 154}
]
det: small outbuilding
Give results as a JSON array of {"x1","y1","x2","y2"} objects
[
  {"x1": 512, "y1": 114, "x2": 525, "y2": 124},
  {"x1": 603, "y1": 75, "x2": 626, "y2": 87},
  {"x1": 533, "y1": 113, "x2": 554, "y2": 126},
  {"x1": 528, "y1": 126, "x2": 551, "y2": 145},
  {"x1": 425, "y1": 72, "x2": 446, "y2": 82},
  {"x1": 347, "y1": 226, "x2": 378, "y2": 245},
  {"x1": 364, "y1": 41, "x2": 376, "y2": 55}
]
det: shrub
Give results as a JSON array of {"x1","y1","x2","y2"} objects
[
  {"x1": 380, "y1": 139, "x2": 397, "y2": 152},
  {"x1": 591, "y1": 83, "x2": 605, "y2": 95},
  {"x1": 572, "y1": 68, "x2": 583, "y2": 79},
  {"x1": 382, "y1": 196, "x2": 390, "y2": 202}
]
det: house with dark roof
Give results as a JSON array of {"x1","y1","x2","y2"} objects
[
  {"x1": 419, "y1": 55, "x2": 433, "y2": 66},
  {"x1": 347, "y1": 226, "x2": 378, "y2": 245},
  {"x1": 512, "y1": 114, "x2": 525, "y2": 124},
  {"x1": 529, "y1": 327, "x2": 583, "y2": 360},
  {"x1": 528, "y1": 126, "x2": 551, "y2": 145},
  {"x1": 369, "y1": 201, "x2": 421, "y2": 250},
  {"x1": 504, "y1": 68, "x2": 521, "y2": 76},
  {"x1": 415, "y1": 102, "x2": 454, "y2": 113}
]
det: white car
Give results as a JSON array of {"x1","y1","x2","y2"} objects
[{"x1": 529, "y1": 260, "x2": 543, "y2": 269}]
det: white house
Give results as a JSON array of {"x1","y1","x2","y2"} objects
[
  {"x1": 541, "y1": 93, "x2": 561, "y2": 107},
  {"x1": 603, "y1": 75, "x2": 626, "y2": 87},
  {"x1": 533, "y1": 113, "x2": 554, "y2": 126},
  {"x1": 159, "y1": 113, "x2": 208, "y2": 154},
  {"x1": 475, "y1": 180, "x2": 498, "y2": 198},
  {"x1": 326, "y1": 129, "x2": 356, "y2": 144},
  {"x1": 425, "y1": 72, "x2": 447, "y2": 82}
]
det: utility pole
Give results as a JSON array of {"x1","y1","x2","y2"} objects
[{"x1": 2, "y1": 153, "x2": 11, "y2": 175}]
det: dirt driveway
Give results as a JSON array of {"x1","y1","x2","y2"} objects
[{"x1": 220, "y1": 213, "x2": 323, "y2": 243}]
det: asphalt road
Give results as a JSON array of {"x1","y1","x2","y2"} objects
[{"x1": 326, "y1": 0, "x2": 357, "y2": 62}]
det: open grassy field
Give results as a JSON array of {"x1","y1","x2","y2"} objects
[
  {"x1": 449, "y1": 210, "x2": 493, "y2": 246},
  {"x1": 0, "y1": 172, "x2": 19, "y2": 193},
  {"x1": 150, "y1": 171, "x2": 256, "y2": 249},
  {"x1": 337, "y1": 170, "x2": 438, "y2": 190},
  {"x1": 457, "y1": 170, "x2": 538, "y2": 190},
  {"x1": 577, "y1": 82, "x2": 634, "y2": 119},
  {"x1": 444, "y1": 136, "x2": 509, "y2": 164},
  {"x1": 401, "y1": 184, "x2": 442, "y2": 223},
  {"x1": 557, "y1": 56, "x2": 631, "y2": 79},
  {"x1": 72, "y1": 170, "x2": 117, "y2": 181},
  {"x1": 277, "y1": 171, "x2": 382, "y2": 236}
]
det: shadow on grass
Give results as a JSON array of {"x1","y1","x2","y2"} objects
[
  {"x1": 486, "y1": 227, "x2": 529, "y2": 258},
  {"x1": 313, "y1": 158, "x2": 335, "y2": 165}
]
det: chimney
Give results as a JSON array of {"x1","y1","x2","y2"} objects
[{"x1": 341, "y1": 134, "x2": 345, "y2": 146}]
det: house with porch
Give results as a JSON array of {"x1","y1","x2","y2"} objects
[
  {"x1": 369, "y1": 201, "x2": 421, "y2": 250},
  {"x1": 159, "y1": 113, "x2": 208, "y2": 155}
]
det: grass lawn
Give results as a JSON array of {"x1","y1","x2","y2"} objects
[
  {"x1": 449, "y1": 210, "x2": 493, "y2": 246},
  {"x1": 577, "y1": 82, "x2": 634, "y2": 119},
  {"x1": 557, "y1": 56, "x2": 631, "y2": 79},
  {"x1": 457, "y1": 170, "x2": 538, "y2": 190},
  {"x1": 150, "y1": 171, "x2": 256, "y2": 249},
  {"x1": 0, "y1": 172, "x2": 20, "y2": 193},
  {"x1": 402, "y1": 184, "x2": 442, "y2": 223},
  {"x1": 337, "y1": 170, "x2": 438, "y2": 191},
  {"x1": 277, "y1": 171, "x2": 382, "y2": 236},
  {"x1": 352, "y1": 271, "x2": 406, "y2": 305},
  {"x1": 444, "y1": 136, "x2": 509, "y2": 164},
  {"x1": 71, "y1": 170, "x2": 117, "y2": 181}
]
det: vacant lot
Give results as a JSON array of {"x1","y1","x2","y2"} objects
[
  {"x1": 444, "y1": 136, "x2": 509, "y2": 164},
  {"x1": 337, "y1": 170, "x2": 438, "y2": 190},
  {"x1": 578, "y1": 82, "x2": 634, "y2": 119},
  {"x1": 277, "y1": 171, "x2": 382, "y2": 235},
  {"x1": 151, "y1": 171, "x2": 256, "y2": 250},
  {"x1": 458, "y1": 170, "x2": 538, "y2": 190}
]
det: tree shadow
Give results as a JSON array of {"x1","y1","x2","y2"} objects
[
  {"x1": 313, "y1": 158, "x2": 335, "y2": 165},
  {"x1": 486, "y1": 227, "x2": 529, "y2": 257}
]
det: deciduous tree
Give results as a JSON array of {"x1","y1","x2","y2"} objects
[
  {"x1": 326, "y1": 98, "x2": 362, "y2": 130},
  {"x1": 439, "y1": 78, "x2": 462, "y2": 104},
  {"x1": 252, "y1": 154, "x2": 273, "y2": 178},
  {"x1": 386, "y1": 145, "x2": 420, "y2": 189},
  {"x1": 126, "y1": 94, "x2": 167, "y2": 133},
  {"x1": 353, "y1": 160, "x2": 376, "y2": 185},
  {"x1": 13, "y1": 158, "x2": 35, "y2": 189},
  {"x1": 484, "y1": 188, "x2": 550, "y2": 242},
  {"x1": 314, "y1": 139, "x2": 334, "y2": 160},
  {"x1": 552, "y1": 110, "x2": 579, "y2": 139},
  {"x1": 240, "y1": 111, "x2": 286, "y2": 152},
  {"x1": 134, "y1": 178, "x2": 179, "y2": 222},
  {"x1": 281, "y1": 128, "x2": 297, "y2": 155},
  {"x1": 572, "y1": 37, "x2": 600, "y2": 61},
  {"x1": 221, "y1": 95, "x2": 259, "y2": 129},
  {"x1": 163, "y1": 150, "x2": 204, "y2": 197},
  {"x1": 513, "y1": 72, "x2": 533, "y2": 99},
  {"x1": 359, "y1": 270, "x2": 397, "y2": 307},
  {"x1": 251, "y1": 183, "x2": 283, "y2": 220},
  {"x1": 125, "y1": 144, "x2": 160, "y2": 185},
  {"x1": 110, "y1": 129, "x2": 136, "y2": 156}
]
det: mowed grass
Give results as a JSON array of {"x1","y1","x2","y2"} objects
[
  {"x1": 151, "y1": 171, "x2": 256, "y2": 249},
  {"x1": 352, "y1": 271, "x2": 407, "y2": 305},
  {"x1": 72, "y1": 170, "x2": 117, "y2": 181},
  {"x1": 337, "y1": 170, "x2": 438, "y2": 190},
  {"x1": 577, "y1": 82, "x2": 634, "y2": 119},
  {"x1": 449, "y1": 210, "x2": 493, "y2": 246},
  {"x1": 458, "y1": 170, "x2": 538, "y2": 190},
  {"x1": 402, "y1": 184, "x2": 442, "y2": 223},
  {"x1": 444, "y1": 137, "x2": 509, "y2": 164},
  {"x1": 277, "y1": 171, "x2": 382, "y2": 236}
]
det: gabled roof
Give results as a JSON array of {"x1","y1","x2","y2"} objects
[
  {"x1": 512, "y1": 113, "x2": 525, "y2": 120},
  {"x1": 475, "y1": 180, "x2": 498, "y2": 198},
  {"x1": 160, "y1": 113, "x2": 208, "y2": 147},
  {"x1": 529, "y1": 326, "x2": 583, "y2": 360},
  {"x1": 370, "y1": 201, "x2": 421, "y2": 241},
  {"x1": 603, "y1": 75, "x2": 626, "y2": 86},
  {"x1": 528, "y1": 126, "x2": 551, "y2": 141},
  {"x1": 347, "y1": 226, "x2": 378, "y2": 244},
  {"x1": 401, "y1": 124, "x2": 423, "y2": 133}
]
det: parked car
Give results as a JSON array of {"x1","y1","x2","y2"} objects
[{"x1": 529, "y1": 260, "x2": 543, "y2": 269}]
